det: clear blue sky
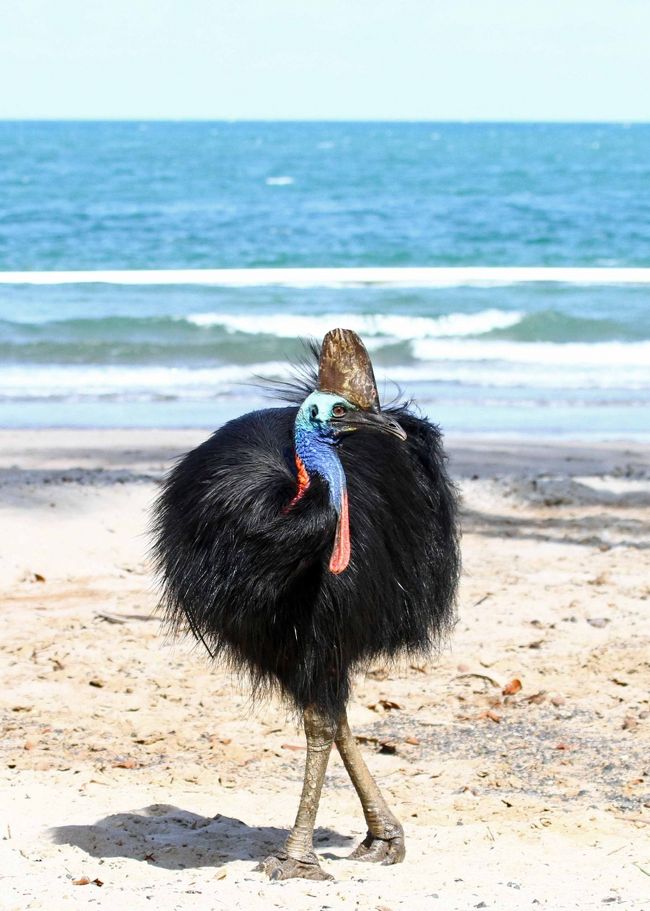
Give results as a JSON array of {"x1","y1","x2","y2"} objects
[{"x1": 1, "y1": 0, "x2": 649, "y2": 120}]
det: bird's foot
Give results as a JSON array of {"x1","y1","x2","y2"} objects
[
  {"x1": 349, "y1": 824, "x2": 405, "y2": 865},
  {"x1": 256, "y1": 851, "x2": 333, "y2": 881}
]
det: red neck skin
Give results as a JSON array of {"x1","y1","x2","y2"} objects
[
  {"x1": 283, "y1": 452, "x2": 351, "y2": 574},
  {"x1": 282, "y1": 453, "x2": 310, "y2": 513}
]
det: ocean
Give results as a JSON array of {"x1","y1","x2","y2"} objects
[{"x1": 1, "y1": 121, "x2": 649, "y2": 435}]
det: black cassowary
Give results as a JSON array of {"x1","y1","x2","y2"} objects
[{"x1": 151, "y1": 328, "x2": 460, "y2": 881}]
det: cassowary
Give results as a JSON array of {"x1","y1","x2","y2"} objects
[{"x1": 152, "y1": 328, "x2": 459, "y2": 881}]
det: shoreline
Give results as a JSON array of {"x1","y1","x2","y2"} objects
[{"x1": 1, "y1": 427, "x2": 648, "y2": 479}]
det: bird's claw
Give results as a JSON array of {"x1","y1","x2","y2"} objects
[
  {"x1": 349, "y1": 825, "x2": 405, "y2": 865},
  {"x1": 256, "y1": 852, "x2": 333, "y2": 881}
]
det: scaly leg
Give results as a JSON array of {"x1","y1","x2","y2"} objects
[
  {"x1": 257, "y1": 705, "x2": 336, "y2": 881},
  {"x1": 335, "y1": 710, "x2": 405, "y2": 864}
]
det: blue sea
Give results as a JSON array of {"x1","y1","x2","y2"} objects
[{"x1": 1, "y1": 121, "x2": 649, "y2": 435}]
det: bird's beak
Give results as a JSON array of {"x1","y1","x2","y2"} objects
[{"x1": 333, "y1": 410, "x2": 407, "y2": 441}]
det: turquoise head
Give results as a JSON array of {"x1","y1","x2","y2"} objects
[{"x1": 295, "y1": 389, "x2": 406, "y2": 450}]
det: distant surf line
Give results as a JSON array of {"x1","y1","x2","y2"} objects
[{"x1": 2, "y1": 267, "x2": 650, "y2": 287}]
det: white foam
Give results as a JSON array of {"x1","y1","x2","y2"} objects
[
  {"x1": 186, "y1": 309, "x2": 522, "y2": 339},
  {"x1": 2, "y1": 341, "x2": 648, "y2": 398},
  {"x1": 412, "y1": 337, "x2": 650, "y2": 368},
  {"x1": 0, "y1": 363, "x2": 291, "y2": 398},
  {"x1": 398, "y1": 338, "x2": 650, "y2": 390},
  {"x1": 382, "y1": 362, "x2": 650, "y2": 391},
  {"x1": 265, "y1": 176, "x2": 294, "y2": 186},
  {"x1": 3, "y1": 267, "x2": 650, "y2": 286}
]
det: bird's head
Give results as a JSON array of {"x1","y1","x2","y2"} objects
[
  {"x1": 290, "y1": 328, "x2": 407, "y2": 576},
  {"x1": 296, "y1": 390, "x2": 406, "y2": 444}
]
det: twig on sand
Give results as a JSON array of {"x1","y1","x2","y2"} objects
[
  {"x1": 456, "y1": 672, "x2": 501, "y2": 689},
  {"x1": 606, "y1": 842, "x2": 629, "y2": 856},
  {"x1": 95, "y1": 612, "x2": 159, "y2": 624}
]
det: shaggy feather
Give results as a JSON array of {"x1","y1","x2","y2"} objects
[{"x1": 151, "y1": 351, "x2": 460, "y2": 720}]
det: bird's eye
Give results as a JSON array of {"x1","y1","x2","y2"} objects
[
  {"x1": 310, "y1": 404, "x2": 319, "y2": 419},
  {"x1": 332, "y1": 404, "x2": 347, "y2": 418}
]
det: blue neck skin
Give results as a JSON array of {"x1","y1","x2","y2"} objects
[{"x1": 294, "y1": 396, "x2": 347, "y2": 516}]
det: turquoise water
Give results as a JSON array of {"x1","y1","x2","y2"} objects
[
  {"x1": 4, "y1": 122, "x2": 650, "y2": 269},
  {"x1": 1, "y1": 122, "x2": 649, "y2": 434}
]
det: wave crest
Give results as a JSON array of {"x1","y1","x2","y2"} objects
[{"x1": 185, "y1": 309, "x2": 523, "y2": 339}]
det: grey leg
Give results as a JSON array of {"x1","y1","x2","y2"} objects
[
  {"x1": 257, "y1": 705, "x2": 336, "y2": 881},
  {"x1": 335, "y1": 710, "x2": 405, "y2": 864}
]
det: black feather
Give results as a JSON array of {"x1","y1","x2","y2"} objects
[{"x1": 151, "y1": 350, "x2": 460, "y2": 720}]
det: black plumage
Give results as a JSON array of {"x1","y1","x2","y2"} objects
[{"x1": 151, "y1": 352, "x2": 460, "y2": 721}]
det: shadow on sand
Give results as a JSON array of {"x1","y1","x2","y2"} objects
[{"x1": 51, "y1": 804, "x2": 353, "y2": 870}]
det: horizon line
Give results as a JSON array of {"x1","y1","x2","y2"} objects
[{"x1": 1, "y1": 117, "x2": 649, "y2": 126}]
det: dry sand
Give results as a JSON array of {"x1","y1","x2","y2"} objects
[{"x1": 1, "y1": 429, "x2": 649, "y2": 910}]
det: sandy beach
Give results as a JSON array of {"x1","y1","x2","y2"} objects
[{"x1": 1, "y1": 428, "x2": 649, "y2": 911}]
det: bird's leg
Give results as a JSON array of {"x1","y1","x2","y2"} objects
[
  {"x1": 257, "y1": 705, "x2": 336, "y2": 881},
  {"x1": 335, "y1": 710, "x2": 405, "y2": 864}
]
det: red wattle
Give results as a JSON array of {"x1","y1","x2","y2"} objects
[
  {"x1": 329, "y1": 488, "x2": 350, "y2": 574},
  {"x1": 282, "y1": 454, "x2": 311, "y2": 514}
]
